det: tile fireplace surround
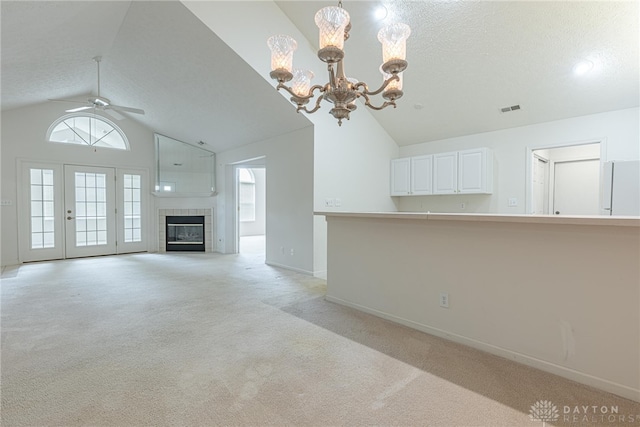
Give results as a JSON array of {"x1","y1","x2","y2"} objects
[{"x1": 158, "y1": 209, "x2": 213, "y2": 253}]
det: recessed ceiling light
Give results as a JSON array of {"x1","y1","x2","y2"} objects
[
  {"x1": 374, "y1": 5, "x2": 388, "y2": 21},
  {"x1": 573, "y1": 60, "x2": 594, "y2": 76}
]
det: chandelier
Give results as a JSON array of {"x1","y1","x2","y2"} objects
[{"x1": 267, "y1": 1, "x2": 410, "y2": 126}]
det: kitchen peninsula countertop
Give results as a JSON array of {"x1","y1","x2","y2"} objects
[{"x1": 315, "y1": 211, "x2": 640, "y2": 227}]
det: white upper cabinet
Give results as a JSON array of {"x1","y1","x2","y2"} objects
[
  {"x1": 458, "y1": 148, "x2": 492, "y2": 193},
  {"x1": 433, "y1": 152, "x2": 458, "y2": 194},
  {"x1": 411, "y1": 155, "x2": 433, "y2": 195},
  {"x1": 391, "y1": 155, "x2": 433, "y2": 196},
  {"x1": 433, "y1": 148, "x2": 493, "y2": 194},
  {"x1": 391, "y1": 157, "x2": 411, "y2": 196},
  {"x1": 394, "y1": 148, "x2": 493, "y2": 196}
]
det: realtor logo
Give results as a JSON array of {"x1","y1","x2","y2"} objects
[{"x1": 530, "y1": 400, "x2": 560, "y2": 426}]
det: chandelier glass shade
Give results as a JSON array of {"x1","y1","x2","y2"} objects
[{"x1": 267, "y1": 2, "x2": 410, "y2": 126}]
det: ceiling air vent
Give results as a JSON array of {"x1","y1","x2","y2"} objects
[{"x1": 500, "y1": 104, "x2": 521, "y2": 113}]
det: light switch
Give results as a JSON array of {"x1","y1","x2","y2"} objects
[{"x1": 508, "y1": 198, "x2": 518, "y2": 207}]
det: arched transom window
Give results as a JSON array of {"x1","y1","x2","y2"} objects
[{"x1": 47, "y1": 113, "x2": 129, "y2": 150}]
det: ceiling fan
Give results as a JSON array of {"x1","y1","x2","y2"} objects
[{"x1": 49, "y1": 56, "x2": 144, "y2": 120}]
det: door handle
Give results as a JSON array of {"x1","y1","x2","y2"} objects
[
  {"x1": 555, "y1": 211, "x2": 560, "y2": 215},
  {"x1": 67, "y1": 216, "x2": 74, "y2": 220}
]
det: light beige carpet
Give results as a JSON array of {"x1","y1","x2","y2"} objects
[{"x1": 2, "y1": 248, "x2": 639, "y2": 426}]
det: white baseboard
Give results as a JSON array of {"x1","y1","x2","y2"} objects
[
  {"x1": 266, "y1": 261, "x2": 313, "y2": 276},
  {"x1": 325, "y1": 295, "x2": 640, "y2": 403},
  {"x1": 313, "y1": 269, "x2": 327, "y2": 279}
]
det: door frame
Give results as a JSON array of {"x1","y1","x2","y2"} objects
[
  {"x1": 17, "y1": 159, "x2": 150, "y2": 262},
  {"x1": 225, "y1": 156, "x2": 266, "y2": 255},
  {"x1": 525, "y1": 139, "x2": 607, "y2": 214}
]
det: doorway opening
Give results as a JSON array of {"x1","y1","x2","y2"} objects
[
  {"x1": 234, "y1": 161, "x2": 266, "y2": 257},
  {"x1": 528, "y1": 142, "x2": 602, "y2": 215}
]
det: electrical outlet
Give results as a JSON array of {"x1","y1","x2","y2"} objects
[
  {"x1": 508, "y1": 198, "x2": 518, "y2": 207},
  {"x1": 460, "y1": 202, "x2": 466, "y2": 209},
  {"x1": 290, "y1": 248, "x2": 295, "y2": 256},
  {"x1": 1, "y1": 200, "x2": 12, "y2": 206},
  {"x1": 439, "y1": 292, "x2": 449, "y2": 308},
  {"x1": 335, "y1": 198, "x2": 342, "y2": 207}
]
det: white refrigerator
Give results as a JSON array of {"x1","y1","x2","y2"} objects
[{"x1": 602, "y1": 160, "x2": 640, "y2": 216}]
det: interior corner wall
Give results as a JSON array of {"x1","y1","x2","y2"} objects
[
  {"x1": 1, "y1": 102, "x2": 156, "y2": 267},
  {"x1": 310, "y1": 110, "x2": 399, "y2": 278},
  {"x1": 183, "y1": 0, "x2": 401, "y2": 277},
  {"x1": 397, "y1": 107, "x2": 640, "y2": 215},
  {"x1": 215, "y1": 126, "x2": 315, "y2": 275}
]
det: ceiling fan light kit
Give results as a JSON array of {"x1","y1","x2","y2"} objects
[
  {"x1": 49, "y1": 56, "x2": 144, "y2": 120},
  {"x1": 268, "y1": 1, "x2": 410, "y2": 126}
]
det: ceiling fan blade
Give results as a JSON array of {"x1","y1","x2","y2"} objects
[
  {"x1": 49, "y1": 98, "x2": 85, "y2": 104},
  {"x1": 109, "y1": 105, "x2": 145, "y2": 115},
  {"x1": 103, "y1": 108, "x2": 125, "y2": 120},
  {"x1": 66, "y1": 105, "x2": 93, "y2": 113}
]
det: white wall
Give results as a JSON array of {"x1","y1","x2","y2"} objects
[
  {"x1": 183, "y1": 1, "x2": 400, "y2": 277},
  {"x1": 325, "y1": 214, "x2": 640, "y2": 401},
  {"x1": 397, "y1": 108, "x2": 639, "y2": 214},
  {"x1": 216, "y1": 126, "x2": 315, "y2": 274},
  {"x1": 1, "y1": 102, "x2": 157, "y2": 266}
]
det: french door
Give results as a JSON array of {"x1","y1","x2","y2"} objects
[
  {"x1": 64, "y1": 165, "x2": 117, "y2": 258},
  {"x1": 19, "y1": 161, "x2": 147, "y2": 262}
]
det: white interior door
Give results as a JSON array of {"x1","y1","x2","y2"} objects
[
  {"x1": 64, "y1": 165, "x2": 117, "y2": 258},
  {"x1": 553, "y1": 160, "x2": 600, "y2": 215},
  {"x1": 532, "y1": 156, "x2": 549, "y2": 214}
]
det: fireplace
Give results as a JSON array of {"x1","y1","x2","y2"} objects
[{"x1": 166, "y1": 216, "x2": 205, "y2": 252}]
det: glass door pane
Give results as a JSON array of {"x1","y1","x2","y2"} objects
[
  {"x1": 74, "y1": 171, "x2": 109, "y2": 247},
  {"x1": 30, "y1": 169, "x2": 55, "y2": 249}
]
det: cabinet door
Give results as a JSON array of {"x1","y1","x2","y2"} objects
[
  {"x1": 458, "y1": 148, "x2": 492, "y2": 194},
  {"x1": 433, "y1": 152, "x2": 458, "y2": 194},
  {"x1": 390, "y1": 158, "x2": 411, "y2": 196},
  {"x1": 411, "y1": 155, "x2": 432, "y2": 195}
]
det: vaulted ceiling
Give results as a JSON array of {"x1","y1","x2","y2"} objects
[
  {"x1": 1, "y1": 1, "x2": 310, "y2": 153},
  {"x1": 276, "y1": 0, "x2": 639, "y2": 145},
  {"x1": 2, "y1": 1, "x2": 638, "y2": 152}
]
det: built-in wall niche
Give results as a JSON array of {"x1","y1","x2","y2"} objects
[{"x1": 154, "y1": 134, "x2": 216, "y2": 197}]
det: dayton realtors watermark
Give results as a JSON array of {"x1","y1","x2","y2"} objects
[
  {"x1": 562, "y1": 404, "x2": 638, "y2": 423},
  {"x1": 530, "y1": 400, "x2": 640, "y2": 424}
]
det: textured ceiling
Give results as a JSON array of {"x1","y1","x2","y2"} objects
[
  {"x1": 1, "y1": 1, "x2": 310, "y2": 153},
  {"x1": 2, "y1": 1, "x2": 638, "y2": 150},
  {"x1": 276, "y1": 0, "x2": 639, "y2": 145}
]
